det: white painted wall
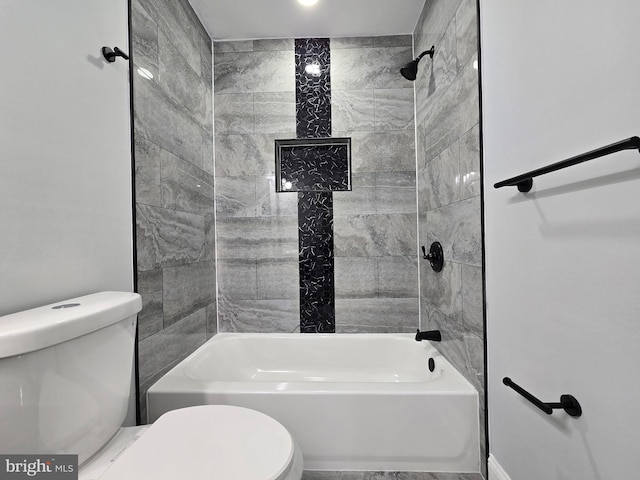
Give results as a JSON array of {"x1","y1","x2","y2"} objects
[
  {"x1": 0, "y1": 1, "x2": 133, "y2": 315},
  {"x1": 481, "y1": 1, "x2": 640, "y2": 479},
  {"x1": 0, "y1": 1, "x2": 135, "y2": 425}
]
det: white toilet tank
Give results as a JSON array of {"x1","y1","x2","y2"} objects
[{"x1": 0, "y1": 292, "x2": 142, "y2": 465}]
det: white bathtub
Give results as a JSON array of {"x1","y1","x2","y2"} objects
[{"x1": 147, "y1": 333, "x2": 479, "y2": 472}]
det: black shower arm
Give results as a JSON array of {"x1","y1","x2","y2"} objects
[{"x1": 415, "y1": 46, "x2": 435, "y2": 61}]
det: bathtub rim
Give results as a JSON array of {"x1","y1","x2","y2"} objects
[{"x1": 147, "y1": 332, "x2": 478, "y2": 396}]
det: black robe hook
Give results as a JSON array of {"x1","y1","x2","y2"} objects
[{"x1": 102, "y1": 46, "x2": 129, "y2": 63}]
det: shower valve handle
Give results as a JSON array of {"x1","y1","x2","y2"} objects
[{"x1": 421, "y1": 242, "x2": 444, "y2": 272}]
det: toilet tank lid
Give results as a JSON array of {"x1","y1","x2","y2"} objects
[{"x1": 0, "y1": 291, "x2": 142, "y2": 359}]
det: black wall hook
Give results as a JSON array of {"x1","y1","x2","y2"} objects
[
  {"x1": 102, "y1": 46, "x2": 129, "y2": 63},
  {"x1": 422, "y1": 242, "x2": 444, "y2": 272},
  {"x1": 503, "y1": 377, "x2": 582, "y2": 417}
]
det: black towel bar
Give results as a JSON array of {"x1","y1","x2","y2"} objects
[
  {"x1": 503, "y1": 377, "x2": 582, "y2": 417},
  {"x1": 494, "y1": 136, "x2": 640, "y2": 192}
]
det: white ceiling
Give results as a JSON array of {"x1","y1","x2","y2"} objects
[{"x1": 188, "y1": 0, "x2": 426, "y2": 41}]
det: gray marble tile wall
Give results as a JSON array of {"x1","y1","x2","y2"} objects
[
  {"x1": 331, "y1": 35, "x2": 419, "y2": 333},
  {"x1": 131, "y1": 0, "x2": 215, "y2": 422},
  {"x1": 214, "y1": 36, "x2": 420, "y2": 334},
  {"x1": 413, "y1": 0, "x2": 485, "y2": 477},
  {"x1": 214, "y1": 39, "x2": 300, "y2": 333}
]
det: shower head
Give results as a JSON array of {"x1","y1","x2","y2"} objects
[{"x1": 400, "y1": 46, "x2": 435, "y2": 81}]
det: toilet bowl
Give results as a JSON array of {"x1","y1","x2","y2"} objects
[{"x1": 0, "y1": 292, "x2": 303, "y2": 480}]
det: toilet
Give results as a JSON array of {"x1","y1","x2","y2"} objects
[{"x1": 0, "y1": 292, "x2": 303, "y2": 480}]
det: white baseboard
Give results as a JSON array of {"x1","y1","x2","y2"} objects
[{"x1": 488, "y1": 454, "x2": 511, "y2": 480}]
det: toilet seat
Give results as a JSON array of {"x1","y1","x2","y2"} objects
[{"x1": 99, "y1": 405, "x2": 298, "y2": 480}]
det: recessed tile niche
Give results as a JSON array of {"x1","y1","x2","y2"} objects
[{"x1": 275, "y1": 137, "x2": 351, "y2": 192}]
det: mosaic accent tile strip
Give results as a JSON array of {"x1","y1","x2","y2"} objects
[
  {"x1": 298, "y1": 192, "x2": 335, "y2": 333},
  {"x1": 276, "y1": 138, "x2": 351, "y2": 192},
  {"x1": 295, "y1": 38, "x2": 332, "y2": 138},
  {"x1": 294, "y1": 38, "x2": 336, "y2": 333}
]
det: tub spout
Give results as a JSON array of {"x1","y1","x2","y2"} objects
[{"x1": 415, "y1": 329, "x2": 441, "y2": 342}]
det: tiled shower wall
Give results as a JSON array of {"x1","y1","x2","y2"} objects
[
  {"x1": 131, "y1": 0, "x2": 215, "y2": 421},
  {"x1": 214, "y1": 39, "x2": 300, "y2": 332},
  {"x1": 331, "y1": 36, "x2": 418, "y2": 332},
  {"x1": 414, "y1": 0, "x2": 485, "y2": 475},
  {"x1": 213, "y1": 37, "x2": 419, "y2": 333}
]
